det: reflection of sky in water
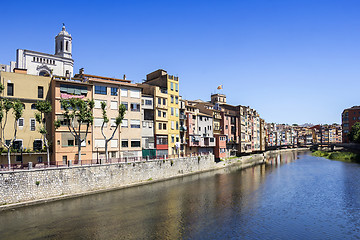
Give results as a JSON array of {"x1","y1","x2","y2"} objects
[{"x1": 0, "y1": 151, "x2": 359, "y2": 239}]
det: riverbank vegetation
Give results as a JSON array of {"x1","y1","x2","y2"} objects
[{"x1": 312, "y1": 150, "x2": 360, "y2": 163}]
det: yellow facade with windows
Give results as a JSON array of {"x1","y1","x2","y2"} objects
[
  {"x1": 0, "y1": 70, "x2": 50, "y2": 165},
  {"x1": 167, "y1": 75, "x2": 180, "y2": 156}
]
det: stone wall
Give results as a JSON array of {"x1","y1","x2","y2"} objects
[
  {"x1": 0, "y1": 155, "x2": 219, "y2": 206},
  {"x1": 0, "y1": 150, "x2": 305, "y2": 208}
]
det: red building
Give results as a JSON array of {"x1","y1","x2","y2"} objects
[
  {"x1": 342, "y1": 106, "x2": 360, "y2": 143},
  {"x1": 214, "y1": 134, "x2": 227, "y2": 160}
]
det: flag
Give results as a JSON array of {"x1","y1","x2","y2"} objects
[{"x1": 217, "y1": 85, "x2": 223, "y2": 90}]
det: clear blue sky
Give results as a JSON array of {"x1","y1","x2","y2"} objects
[{"x1": 1, "y1": 0, "x2": 359, "y2": 125}]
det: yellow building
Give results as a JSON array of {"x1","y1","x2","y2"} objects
[
  {"x1": 0, "y1": 69, "x2": 50, "y2": 165},
  {"x1": 144, "y1": 69, "x2": 180, "y2": 157}
]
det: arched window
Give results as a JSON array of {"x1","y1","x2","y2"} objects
[
  {"x1": 39, "y1": 71, "x2": 49, "y2": 76},
  {"x1": 60, "y1": 41, "x2": 63, "y2": 51},
  {"x1": 66, "y1": 41, "x2": 68, "y2": 51},
  {"x1": 31, "y1": 104, "x2": 36, "y2": 110}
]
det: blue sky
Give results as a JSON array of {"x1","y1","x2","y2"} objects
[{"x1": 1, "y1": 0, "x2": 359, "y2": 125}]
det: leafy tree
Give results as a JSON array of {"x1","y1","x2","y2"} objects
[
  {"x1": 55, "y1": 98, "x2": 94, "y2": 164},
  {"x1": 0, "y1": 99, "x2": 24, "y2": 169},
  {"x1": 100, "y1": 102, "x2": 126, "y2": 161},
  {"x1": 349, "y1": 122, "x2": 360, "y2": 143},
  {"x1": 35, "y1": 100, "x2": 52, "y2": 166}
]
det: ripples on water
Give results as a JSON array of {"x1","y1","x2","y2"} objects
[{"x1": 1, "y1": 151, "x2": 360, "y2": 239}]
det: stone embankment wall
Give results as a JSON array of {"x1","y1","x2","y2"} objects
[{"x1": 0, "y1": 149, "x2": 305, "y2": 208}]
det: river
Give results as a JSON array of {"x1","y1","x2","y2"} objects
[{"x1": 1, "y1": 151, "x2": 360, "y2": 239}]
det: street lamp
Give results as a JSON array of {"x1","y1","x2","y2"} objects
[
  {"x1": 20, "y1": 145, "x2": 23, "y2": 167},
  {"x1": 96, "y1": 146, "x2": 99, "y2": 164}
]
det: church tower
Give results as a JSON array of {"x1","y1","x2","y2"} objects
[{"x1": 55, "y1": 24, "x2": 72, "y2": 59}]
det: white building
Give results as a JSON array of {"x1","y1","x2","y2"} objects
[{"x1": 2, "y1": 25, "x2": 74, "y2": 77}]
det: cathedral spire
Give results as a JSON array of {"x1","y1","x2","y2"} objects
[{"x1": 55, "y1": 24, "x2": 72, "y2": 58}]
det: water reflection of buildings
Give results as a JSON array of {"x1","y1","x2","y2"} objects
[{"x1": 0, "y1": 152, "x2": 302, "y2": 239}]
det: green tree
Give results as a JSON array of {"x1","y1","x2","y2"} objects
[
  {"x1": 55, "y1": 98, "x2": 94, "y2": 164},
  {"x1": 0, "y1": 99, "x2": 24, "y2": 169},
  {"x1": 349, "y1": 122, "x2": 360, "y2": 143},
  {"x1": 100, "y1": 102, "x2": 126, "y2": 161},
  {"x1": 35, "y1": 100, "x2": 52, "y2": 166}
]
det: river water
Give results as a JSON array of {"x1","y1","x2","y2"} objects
[{"x1": 1, "y1": 151, "x2": 360, "y2": 239}]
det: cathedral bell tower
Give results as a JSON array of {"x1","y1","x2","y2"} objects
[{"x1": 55, "y1": 24, "x2": 72, "y2": 59}]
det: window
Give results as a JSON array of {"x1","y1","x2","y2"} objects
[
  {"x1": 171, "y1": 135, "x2": 174, "y2": 143},
  {"x1": 176, "y1": 108, "x2": 179, "y2": 117},
  {"x1": 67, "y1": 139, "x2": 74, "y2": 146},
  {"x1": 111, "y1": 139, "x2": 118, "y2": 148},
  {"x1": 121, "y1": 139, "x2": 128, "y2": 148},
  {"x1": 131, "y1": 103, "x2": 140, "y2": 112},
  {"x1": 171, "y1": 82, "x2": 174, "y2": 91},
  {"x1": 111, "y1": 101, "x2": 118, "y2": 110},
  {"x1": 145, "y1": 99, "x2": 152, "y2": 105},
  {"x1": 110, "y1": 118, "x2": 116, "y2": 127},
  {"x1": 111, "y1": 87, "x2": 118, "y2": 96},
  {"x1": 66, "y1": 41, "x2": 69, "y2": 51},
  {"x1": 131, "y1": 140, "x2": 141, "y2": 147},
  {"x1": 120, "y1": 88, "x2": 128, "y2": 97},
  {"x1": 171, "y1": 95, "x2": 174, "y2": 103},
  {"x1": 156, "y1": 136, "x2": 168, "y2": 145},
  {"x1": 171, "y1": 121, "x2": 174, "y2": 130},
  {"x1": 94, "y1": 100, "x2": 103, "y2": 109},
  {"x1": 95, "y1": 85, "x2": 107, "y2": 95},
  {"x1": 175, "y1": 96, "x2": 178, "y2": 104},
  {"x1": 163, "y1": 111, "x2": 166, "y2": 118},
  {"x1": 130, "y1": 119, "x2": 140, "y2": 128},
  {"x1": 130, "y1": 89, "x2": 140, "y2": 98},
  {"x1": 18, "y1": 118, "x2": 24, "y2": 128},
  {"x1": 7, "y1": 83, "x2": 13, "y2": 96},
  {"x1": 163, "y1": 123, "x2": 167, "y2": 130},
  {"x1": 94, "y1": 139, "x2": 105, "y2": 148},
  {"x1": 176, "y1": 121, "x2": 179, "y2": 130},
  {"x1": 175, "y1": 83, "x2": 178, "y2": 92},
  {"x1": 159, "y1": 123, "x2": 162, "y2": 130},
  {"x1": 33, "y1": 140, "x2": 42, "y2": 151},
  {"x1": 94, "y1": 118, "x2": 105, "y2": 127},
  {"x1": 176, "y1": 135, "x2": 179, "y2": 142},
  {"x1": 171, "y1": 107, "x2": 174, "y2": 116},
  {"x1": 158, "y1": 110, "x2": 162, "y2": 117},
  {"x1": 121, "y1": 119, "x2": 128, "y2": 128},
  {"x1": 38, "y1": 86, "x2": 44, "y2": 98},
  {"x1": 158, "y1": 98, "x2": 161, "y2": 105},
  {"x1": 163, "y1": 98, "x2": 166, "y2": 105},
  {"x1": 122, "y1": 102, "x2": 128, "y2": 110},
  {"x1": 13, "y1": 140, "x2": 23, "y2": 150},
  {"x1": 30, "y1": 119, "x2": 36, "y2": 131}
]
